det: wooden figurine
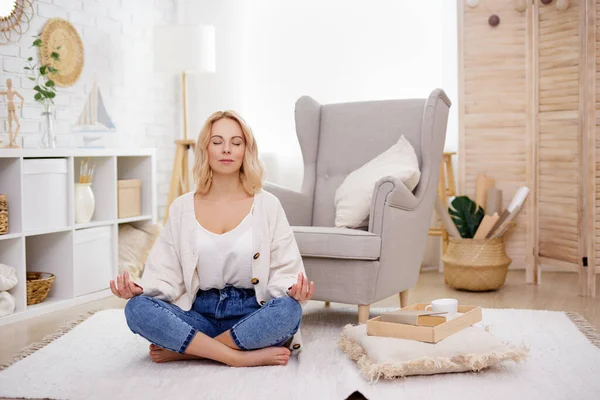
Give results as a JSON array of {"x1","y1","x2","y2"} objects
[{"x1": 0, "y1": 79, "x2": 24, "y2": 148}]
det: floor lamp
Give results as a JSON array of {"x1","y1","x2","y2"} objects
[{"x1": 154, "y1": 24, "x2": 216, "y2": 223}]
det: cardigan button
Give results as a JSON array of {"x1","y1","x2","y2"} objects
[
  {"x1": 253, "y1": 252, "x2": 260, "y2": 260},
  {"x1": 251, "y1": 278, "x2": 259, "y2": 285},
  {"x1": 293, "y1": 343, "x2": 301, "y2": 350}
]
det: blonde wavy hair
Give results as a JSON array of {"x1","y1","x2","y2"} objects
[{"x1": 193, "y1": 110, "x2": 265, "y2": 195}]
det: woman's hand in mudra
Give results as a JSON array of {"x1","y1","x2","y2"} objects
[
  {"x1": 110, "y1": 270, "x2": 143, "y2": 299},
  {"x1": 287, "y1": 272, "x2": 315, "y2": 302}
]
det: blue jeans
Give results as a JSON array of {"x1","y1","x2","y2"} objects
[{"x1": 124, "y1": 285, "x2": 302, "y2": 354}]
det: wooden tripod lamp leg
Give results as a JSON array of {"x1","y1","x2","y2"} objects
[
  {"x1": 165, "y1": 144, "x2": 185, "y2": 224},
  {"x1": 182, "y1": 146, "x2": 190, "y2": 193},
  {"x1": 164, "y1": 71, "x2": 192, "y2": 224}
]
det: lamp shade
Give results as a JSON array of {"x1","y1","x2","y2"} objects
[{"x1": 153, "y1": 24, "x2": 216, "y2": 74}]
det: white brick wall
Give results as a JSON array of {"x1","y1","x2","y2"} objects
[
  {"x1": 53, "y1": 0, "x2": 83, "y2": 11},
  {"x1": 0, "y1": 0, "x2": 178, "y2": 221}
]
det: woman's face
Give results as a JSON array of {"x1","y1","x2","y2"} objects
[{"x1": 208, "y1": 118, "x2": 246, "y2": 176}]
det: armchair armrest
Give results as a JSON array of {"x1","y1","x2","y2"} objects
[
  {"x1": 368, "y1": 176, "x2": 420, "y2": 234},
  {"x1": 369, "y1": 175, "x2": 436, "y2": 299},
  {"x1": 263, "y1": 181, "x2": 313, "y2": 226}
]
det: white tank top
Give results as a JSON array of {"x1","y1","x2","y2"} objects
[{"x1": 194, "y1": 205, "x2": 254, "y2": 290}]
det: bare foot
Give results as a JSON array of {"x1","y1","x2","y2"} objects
[
  {"x1": 230, "y1": 346, "x2": 291, "y2": 367},
  {"x1": 149, "y1": 344, "x2": 203, "y2": 363}
]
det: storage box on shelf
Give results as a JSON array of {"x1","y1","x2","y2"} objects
[
  {"x1": 74, "y1": 226, "x2": 113, "y2": 297},
  {"x1": 22, "y1": 158, "x2": 70, "y2": 233},
  {"x1": 117, "y1": 156, "x2": 152, "y2": 222},
  {"x1": 0, "y1": 149, "x2": 156, "y2": 326},
  {"x1": 118, "y1": 179, "x2": 142, "y2": 218}
]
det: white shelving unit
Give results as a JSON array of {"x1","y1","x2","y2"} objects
[{"x1": 0, "y1": 148, "x2": 156, "y2": 326}]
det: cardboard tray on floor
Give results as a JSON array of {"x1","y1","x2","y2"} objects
[{"x1": 366, "y1": 303, "x2": 482, "y2": 343}]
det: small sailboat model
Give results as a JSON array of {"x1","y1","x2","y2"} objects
[{"x1": 72, "y1": 80, "x2": 116, "y2": 147}]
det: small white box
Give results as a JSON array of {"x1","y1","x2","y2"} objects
[
  {"x1": 23, "y1": 158, "x2": 69, "y2": 232},
  {"x1": 74, "y1": 226, "x2": 113, "y2": 296}
]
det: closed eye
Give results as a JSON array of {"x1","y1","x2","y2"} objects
[{"x1": 211, "y1": 140, "x2": 243, "y2": 146}]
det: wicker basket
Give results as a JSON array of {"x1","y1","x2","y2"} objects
[
  {"x1": 0, "y1": 194, "x2": 7, "y2": 235},
  {"x1": 442, "y1": 236, "x2": 512, "y2": 291},
  {"x1": 26, "y1": 272, "x2": 55, "y2": 305}
]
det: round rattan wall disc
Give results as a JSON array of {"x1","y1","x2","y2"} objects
[{"x1": 40, "y1": 18, "x2": 84, "y2": 87}]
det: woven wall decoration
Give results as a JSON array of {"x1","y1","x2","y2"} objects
[
  {"x1": 40, "y1": 18, "x2": 84, "y2": 87},
  {"x1": 0, "y1": 0, "x2": 34, "y2": 45}
]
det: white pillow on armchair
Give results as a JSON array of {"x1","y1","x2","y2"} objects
[{"x1": 334, "y1": 135, "x2": 420, "y2": 229}]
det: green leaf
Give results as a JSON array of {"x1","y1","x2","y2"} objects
[
  {"x1": 48, "y1": 66, "x2": 58, "y2": 73},
  {"x1": 32, "y1": 39, "x2": 42, "y2": 47},
  {"x1": 33, "y1": 85, "x2": 41, "y2": 91},
  {"x1": 28, "y1": 77, "x2": 35, "y2": 81},
  {"x1": 40, "y1": 65, "x2": 47, "y2": 75},
  {"x1": 56, "y1": 46, "x2": 62, "y2": 50},
  {"x1": 24, "y1": 66, "x2": 30, "y2": 70},
  {"x1": 47, "y1": 91, "x2": 56, "y2": 99},
  {"x1": 34, "y1": 93, "x2": 42, "y2": 101},
  {"x1": 27, "y1": 57, "x2": 33, "y2": 61},
  {"x1": 448, "y1": 196, "x2": 485, "y2": 239},
  {"x1": 50, "y1": 52, "x2": 60, "y2": 61},
  {"x1": 46, "y1": 80, "x2": 55, "y2": 87}
]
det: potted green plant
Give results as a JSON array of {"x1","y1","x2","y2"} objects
[
  {"x1": 442, "y1": 195, "x2": 512, "y2": 291},
  {"x1": 448, "y1": 196, "x2": 485, "y2": 239},
  {"x1": 23, "y1": 34, "x2": 61, "y2": 148}
]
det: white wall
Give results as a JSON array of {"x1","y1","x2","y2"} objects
[
  {"x1": 182, "y1": 0, "x2": 247, "y2": 138},
  {"x1": 239, "y1": 0, "x2": 457, "y2": 191},
  {"x1": 0, "y1": 0, "x2": 179, "y2": 219},
  {"x1": 168, "y1": 0, "x2": 458, "y2": 213}
]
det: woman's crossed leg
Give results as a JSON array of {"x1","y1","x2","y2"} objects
[{"x1": 124, "y1": 295, "x2": 301, "y2": 367}]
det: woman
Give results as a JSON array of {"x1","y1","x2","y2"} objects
[{"x1": 110, "y1": 110, "x2": 314, "y2": 367}]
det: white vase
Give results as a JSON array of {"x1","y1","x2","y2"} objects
[{"x1": 74, "y1": 183, "x2": 95, "y2": 223}]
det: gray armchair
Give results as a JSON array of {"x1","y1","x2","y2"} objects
[{"x1": 264, "y1": 89, "x2": 451, "y2": 323}]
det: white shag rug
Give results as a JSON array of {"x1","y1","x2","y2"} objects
[{"x1": 1, "y1": 304, "x2": 600, "y2": 400}]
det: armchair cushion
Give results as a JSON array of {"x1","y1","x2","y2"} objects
[
  {"x1": 334, "y1": 135, "x2": 420, "y2": 229},
  {"x1": 293, "y1": 226, "x2": 381, "y2": 260}
]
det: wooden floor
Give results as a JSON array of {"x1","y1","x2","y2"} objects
[{"x1": 1, "y1": 270, "x2": 599, "y2": 367}]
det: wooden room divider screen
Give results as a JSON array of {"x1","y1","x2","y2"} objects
[{"x1": 458, "y1": 0, "x2": 597, "y2": 297}]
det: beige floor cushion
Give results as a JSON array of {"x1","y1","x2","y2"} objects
[{"x1": 339, "y1": 323, "x2": 528, "y2": 382}]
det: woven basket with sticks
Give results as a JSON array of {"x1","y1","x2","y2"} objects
[
  {"x1": 442, "y1": 236, "x2": 512, "y2": 291},
  {"x1": 437, "y1": 185, "x2": 527, "y2": 291}
]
